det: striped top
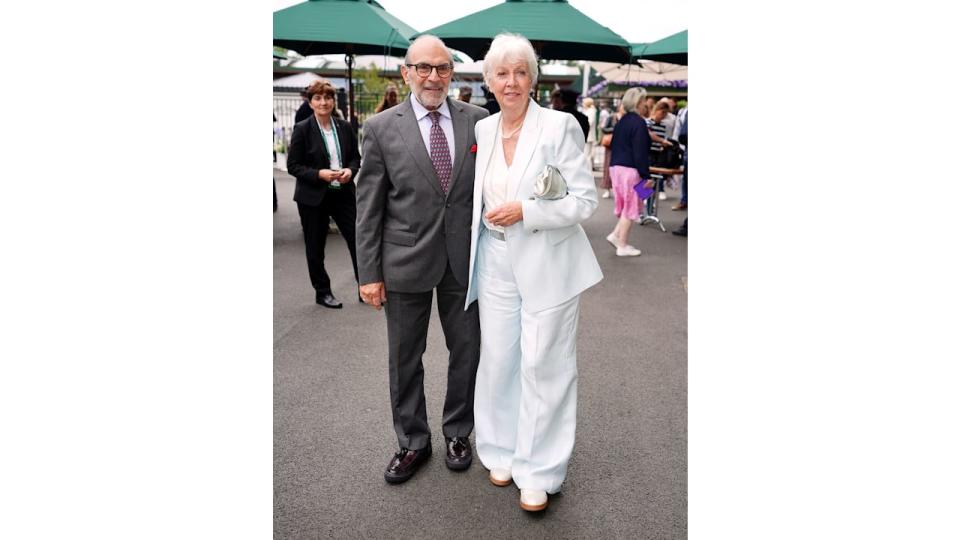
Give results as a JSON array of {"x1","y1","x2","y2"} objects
[{"x1": 646, "y1": 118, "x2": 669, "y2": 153}]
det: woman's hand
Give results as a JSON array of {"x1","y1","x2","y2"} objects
[
  {"x1": 485, "y1": 202, "x2": 524, "y2": 227},
  {"x1": 644, "y1": 178, "x2": 656, "y2": 189}
]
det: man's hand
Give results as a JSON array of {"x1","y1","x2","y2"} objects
[
  {"x1": 484, "y1": 202, "x2": 524, "y2": 228},
  {"x1": 360, "y1": 281, "x2": 387, "y2": 310},
  {"x1": 337, "y1": 168, "x2": 353, "y2": 183}
]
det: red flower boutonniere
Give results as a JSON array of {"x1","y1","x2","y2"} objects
[{"x1": 470, "y1": 144, "x2": 477, "y2": 154}]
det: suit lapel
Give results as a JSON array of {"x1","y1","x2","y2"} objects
[
  {"x1": 447, "y1": 98, "x2": 470, "y2": 195},
  {"x1": 394, "y1": 98, "x2": 444, "y2": 198},
  {"x1": 510, "y1": 99, "x2": 543, "y2": 200}
]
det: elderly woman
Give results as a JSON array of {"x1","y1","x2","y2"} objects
[
  {"x1": 286, "y1": 78, "x2": 361, "y2": 308},
  {"x1": 465, "y1": 33, "x2": 603, "y2": 512},
  {"x1": 604, "y1": 87, "x2": 652, "y2": 257}
]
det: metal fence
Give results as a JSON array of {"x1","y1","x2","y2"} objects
[{"x1": 273, "y1": 90, "x2": 393, "y2": 170}]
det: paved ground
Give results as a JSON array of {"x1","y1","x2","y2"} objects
[{"x1": 274, "y1": 167, "x2": 687, "y2": 539}]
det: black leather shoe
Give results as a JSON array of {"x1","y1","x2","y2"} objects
[
  {"x1": 384, "y1": 446, "x2": 431, "y2": 484},
  {"x1": 316, "y1": 292, "x2": 342, "y2": 309},
  {"x1": 672, "y1": 226, "x2": 687, "y2": 237},
  {"x1": 444, "y1": 437, "x2": 472, "y2": 471}
]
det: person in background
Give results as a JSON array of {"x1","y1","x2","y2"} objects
[
  {"x1": 656, "y1": 97, "x2": 679, "y2": 197},
  {"x1": 286, "y1": 78, "x2": 361, "y2": 309},
  {"x1": 604, "y1": 87, "x2": 651, "y2": 257},
  {"x1": 550, "y1": 88, "x2": 589, "y2": 142},
  {"x1": 294, "y1": 86, "x2": 314, "y2": 124},
  {"x1": 374, "y1": 83, "x2": 400, "y2": 114},
  {"x1": 581, "y1": 97, "x2": 599, "y2": 170},
  {"x1": 646, "y1": 101, "x2": 673, "y2": 205},
  {"x1": 657, "y1": 97, "x2": 676, "y2": 144},
  {"x1": 482, "y1": 85, "x2": 500, "y2": 115},
  {"x1": 671, "y1": 105, "x2": 688, "y2": 211},
  {"x1": 468, "y1": 32, "x2": 603, "y2": 513},
  {"x1": 642, "y1": 96, "x2": 656, "y2": 119},
  {"x1": 673, "y1": 108, "x2": 688, "y2": 236},
  {"x1": 598, "y1": 101, "x2": 611, "y2": 135},
  {"x1": 458, "y1": 85, "x2": 473, "y2": 103},
  {"x1": 598, "y1": 101, "x2": 622, "y2": 199}
]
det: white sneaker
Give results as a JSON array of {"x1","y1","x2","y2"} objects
[
  {"x1": 489, "y1": 467, "x2": 512, "y2": 487},
  {"x1": 659, "y1": 191, "x2": 667, "y2": 201},
  {"x1": 616, "y1": 245, "x2": 642, "y2": 257},
  {"x1": 601, "y1": 190, "x2": 611, "y2": 199},
  {"x1": 519, "y1": 489, "x2": 548, "y2": 512},
  {"x1": 605, "y1": 233, "x2": 622, "y2": 249}
]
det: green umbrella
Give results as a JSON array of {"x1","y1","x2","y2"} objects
[
  {"x1": 418, "y1": 0, "x2": 632, "y2": 63},
  {"x1": 274, "y1": 0, "x2": 419, "y2": 120},
  {"x1": 274, "y1": 0, "x2": 417, "y2": 56},
  {"x1": 631, "y1": 30, "x2": 687, "y2": 65}
]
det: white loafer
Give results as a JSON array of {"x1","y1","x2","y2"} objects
[
  {"x1": 519, "y1": 489, "x2": 548, "y2": 512},
  {"x1": 489, "y1": 467, "x2": 512, "y2": 487}
]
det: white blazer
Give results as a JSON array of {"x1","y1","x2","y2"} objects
[{"x1": 465, "y1": 100, "x2": 603, "y2": 313}]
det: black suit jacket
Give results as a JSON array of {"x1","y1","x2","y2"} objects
[{"x1": 287, "y1": 116, "x2": 361, "y2": 207}]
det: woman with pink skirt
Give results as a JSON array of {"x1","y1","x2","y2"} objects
[{"x1": 605, "y1": 87, "x2": 653, "y2": 257}]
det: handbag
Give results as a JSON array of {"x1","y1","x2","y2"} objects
[
  {"x1": 633, "y1": 178, "x2": 655, "y2": 201},
  {"x1": 600, "y1": 133, "x2": 613, "y2": 147},
  {"x1": 533, "y1": 164, "x2": 568, "y2": 200}
]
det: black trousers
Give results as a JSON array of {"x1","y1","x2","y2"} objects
[
  {"x1": 384, "y1": 264, "x2": 481, "y2": 451},
  {"x1": 296, "y1": 189, "x2": 359, "y2": 295}
]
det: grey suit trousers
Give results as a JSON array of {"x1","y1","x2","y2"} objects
[{"x1": 384, "y1": 262, "x2": 481, "y2": 451}]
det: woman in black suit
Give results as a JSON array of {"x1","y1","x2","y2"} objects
[{"x1": 286, "y1": 79, "x2": 361, "y2": 309}]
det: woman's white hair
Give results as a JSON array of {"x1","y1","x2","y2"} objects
[
  {"x1": 482, "y1": 33, "x2": 539, "y2": 88},
  {"x1": 621, "y1": 87, "x2": 648, "y2": 113}
]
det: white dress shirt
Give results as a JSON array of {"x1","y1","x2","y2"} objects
[
  {"x1": 410, "y1": 94, "x2": 455, "y2": 169},
  {"x1": 481, "y1": 130, "x2": 516, "y2": 233},
  {"x1": 316, "y1": 118, "x2": 341, "y2": 170}
]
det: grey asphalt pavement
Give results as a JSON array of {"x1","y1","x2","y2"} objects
[{"x1": 274, "y1": 167, "x2": 687, "y2": 539}]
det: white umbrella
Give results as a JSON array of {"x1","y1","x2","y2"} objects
[{"x1": 592, "y1": 60, "x2": 686, "y2": 84}]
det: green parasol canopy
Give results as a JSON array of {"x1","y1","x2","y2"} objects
[
  {"x1": 418, "y1": 0, "x2": 632, "y2": 63},
  {"x1": 273, "y1": 0, "x2": 418, "y2": 57},
  {"x1": 631, "y1": 30, "x2": 687, "y2": 65}
]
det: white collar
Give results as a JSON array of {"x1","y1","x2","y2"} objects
[{"x1": 410, "y1": 94, "x2": 451, "y2": 122}]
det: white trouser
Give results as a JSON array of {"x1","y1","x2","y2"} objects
[{"x1": 474, "y1": 230, "x2": 580, "y2": 494}]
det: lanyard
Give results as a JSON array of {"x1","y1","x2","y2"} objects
[{"x1": 316, "y1": 118, "x2": 342, "y2": 168}]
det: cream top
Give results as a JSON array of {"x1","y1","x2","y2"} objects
[{"x1": 481, "y1": 128, "x2": 517, "y2": 233}]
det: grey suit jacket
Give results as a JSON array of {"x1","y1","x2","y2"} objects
[{"x1": 356, "y1": 97, "x2": 489, "y2": 293}]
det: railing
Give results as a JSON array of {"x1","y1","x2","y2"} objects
[{"x1": 273, "y1": 91, "x2": 393, "y2": 171}]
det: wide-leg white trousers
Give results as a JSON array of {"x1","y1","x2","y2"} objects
[{"x1": 474, "y1": 230, "x2": 580, "y2": 494}]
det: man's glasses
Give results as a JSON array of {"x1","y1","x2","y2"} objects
[{"x1": 405, "y1": 63, "x2": 453, "y2": 78}]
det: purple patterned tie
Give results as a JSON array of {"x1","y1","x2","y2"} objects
[{"x1": 428, "y1": 111, "x2": 452, "y2": 194}]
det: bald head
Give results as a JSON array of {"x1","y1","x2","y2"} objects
[{"x1": 404, "y1": 35, "x2": 453, "y2": 65}]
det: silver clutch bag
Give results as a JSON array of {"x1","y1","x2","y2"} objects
[{"x1": 533, "y1": 164, "x2": 567, "y2": 200}]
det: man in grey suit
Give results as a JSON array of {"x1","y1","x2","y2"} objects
[{"x1": 356, "y1": 35, "x2": 489, "y2": 484}]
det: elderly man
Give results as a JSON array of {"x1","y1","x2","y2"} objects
[{"x1": 356, "y1": 35, "x2": 489, "y2": 484}]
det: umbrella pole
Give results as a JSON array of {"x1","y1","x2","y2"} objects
[{"x1": 346, "y1": 53, "x2": 355, "y2": 128}]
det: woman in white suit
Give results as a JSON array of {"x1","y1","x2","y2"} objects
[{"x1": 465, "y1": 33, "x2": 603, "y2": 512}]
